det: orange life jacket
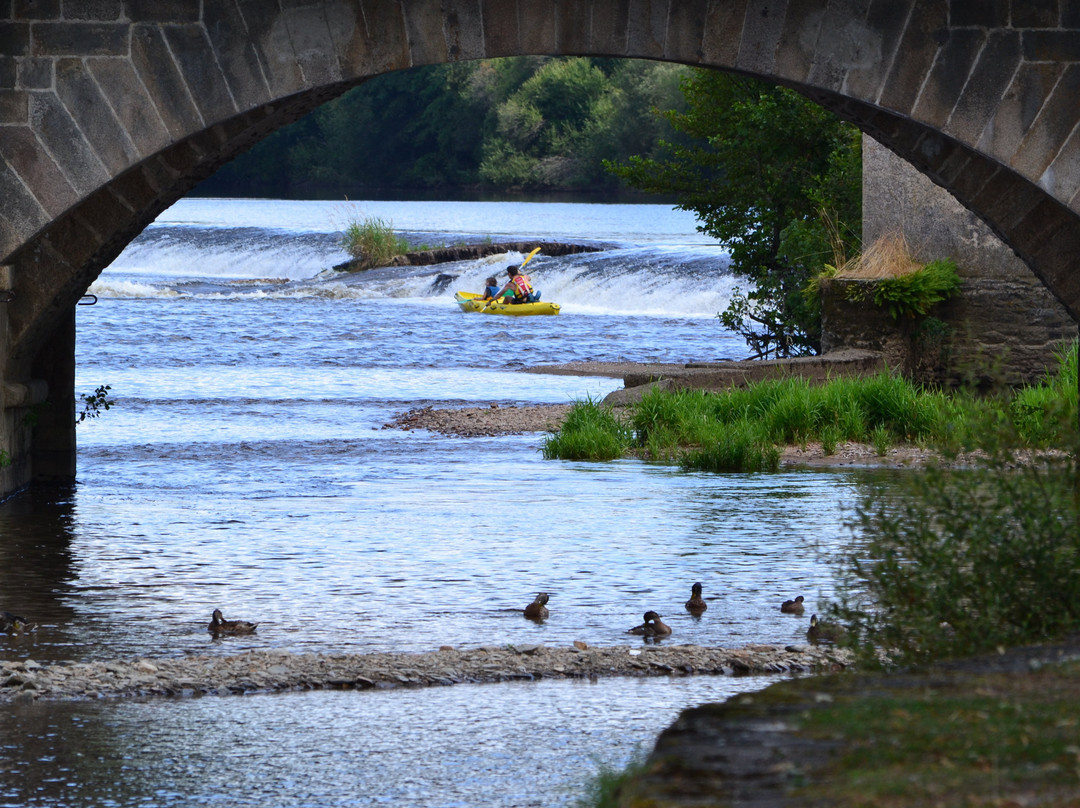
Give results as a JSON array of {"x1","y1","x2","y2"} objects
[{"x1": 510, "y1": 273, "x2": 533, "y2": 299}]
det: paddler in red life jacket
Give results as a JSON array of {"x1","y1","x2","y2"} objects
[{"x1": 498, "y1": 265, "x2": 541, "y2": 304}]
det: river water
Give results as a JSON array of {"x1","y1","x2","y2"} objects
[{"x1": 0, "y1": 198, "x2": 875, "y2": 806}]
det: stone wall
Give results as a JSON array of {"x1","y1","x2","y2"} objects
[{"x1": 830, "y1": 139, "x2": 1077, "y2": 387}]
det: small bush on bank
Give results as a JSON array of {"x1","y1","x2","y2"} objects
[
  {"x1": 340, "y1": 215, "x2": 410, "y2": 269},
  {"x1": 825, "y1": 449, "x2": 1080, "y2": 666}
]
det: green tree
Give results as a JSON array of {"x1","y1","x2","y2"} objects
[
  {"x1": 607, "y1": 70, "x2": 862, "y2": 356},
  {"x1": 195, "y1": 57, "x2": 690, "y2": 198}
]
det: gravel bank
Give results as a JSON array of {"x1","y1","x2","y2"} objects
[{"x1": 0, "y1": 643, "x2": 851, "y2": 703}]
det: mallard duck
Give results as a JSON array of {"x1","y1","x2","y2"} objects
[
  {"x1": 627, "y1": 610, "x2": 672, "y2": 637},
  {"x1": 208, "y1": 608, "x2": 258, "y2": 635},
  {"x1": 780, "y1": 595, "x2": 805, "y2": 614},
  {"x1": 685, "y1": 582, "x2": 707, "y2": 615},
  {"x1": 806, "y1": 614, "x2": 846, "y2": 645},
  {"x1": 0, "y1": 611, "x2": 36, "y2": 634},
  {"x1": 524, "y1": 592, "x2": 550, "y2": 621}
]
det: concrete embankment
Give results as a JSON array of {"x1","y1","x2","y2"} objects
[{"x1": 0, "y1": 643, "x2": 850, "y2": 702}]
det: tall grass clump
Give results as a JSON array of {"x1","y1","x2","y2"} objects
[
  {"x1": 542, "y1": 398, "x2": 631, "y2": 461},
  {"x1": 1008, "y1": 339, "x2": 1078, "y2": 448},
  {"x1": 681, "y1": 418, "x2": 780, "y2": 472},
  {"x1": 825, "y1": 449, "x2": 1080, "y2": 666},
  {"x1": 340, "y1": 215, "x2": 410, "y2": 270}
]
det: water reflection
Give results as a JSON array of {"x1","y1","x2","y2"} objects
[
  {"x1": 0, "y1": 675, "x2": 782, "y2": 807},
  {"x1": 0, "y1": 487, "x2": 79, "y2": 652}
]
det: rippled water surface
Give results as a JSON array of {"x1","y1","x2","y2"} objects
[
  {"x1": 0, "y1": 199, "x2": 878, "y2": 806},
  {"x1": 1, "y1": 675, "x2": 788, "y2": 808}
]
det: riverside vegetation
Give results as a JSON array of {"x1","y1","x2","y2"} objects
[
  {"x1": 544, "y1": 340, "x2": 1078, "y2": 472},
  {"x1": 571, "y1": 345, "x2": 1080, "y2": 806}
]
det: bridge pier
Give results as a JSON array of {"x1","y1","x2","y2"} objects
[
  {"x1": 1, "y1": 273, "x2": 69, "y2": 498},
  {"x1": 29, "y1": 309, "x2": 76, "y2": 486}
]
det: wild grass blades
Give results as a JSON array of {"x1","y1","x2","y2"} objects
[
  {"x1": 680, "y1": 418, "x2": 780, "y2": 472},
  {"x1": 825, "y1": 449, "x2": 1080, "y2": 666},
  {"x1": 832, "y1": 231, "x2": 920, "y2": 280},
  {"x1": 573, "y1": 750, "x2": 649, "y2": 808},
  {"x1": 340, "y1": 214, "x2": 410, "y2": 270},
  {"x1": 541, "y1": 397, "x2": 632, "y2": 461},
  {"x1": 1009, "y1": 339, "x2": 1079, "y2": 448},
  {"x1": 543, "y1": 340, "x2": 1078, "y2": 472}
]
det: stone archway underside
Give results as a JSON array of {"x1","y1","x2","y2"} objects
[{"x1": 1, "y1": 0, "x2": 1080, "y2": 488}]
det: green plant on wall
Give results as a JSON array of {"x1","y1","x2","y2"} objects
[{"x1": 871, "y1": 258, "x2": 961, "y2": 320}]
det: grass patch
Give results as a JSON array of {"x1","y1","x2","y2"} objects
[
  {"x1": 573, "y1": 752, "x2": 650, "y2": 808},
  {"x1": 543, "y1": 340, "x2": 1078, "y2": 473},
  {"x1": 794, "y1": 663, "x2": 1080, "y2": 806},
  {"x1": 541, "y1": 397, "x2": 632, "y2": 461},
  {"x1": 340, "y1": 214, "x2": 410, "y2": 270}
]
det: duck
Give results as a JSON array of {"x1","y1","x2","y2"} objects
[
  {"x1": 0, "y1": 611, "x2": 36, "y2": 634},
  {"x1": 780, "y1": 595, "x2": 805, "y2": 614},
  {"x1": 208, "y1": 608, "x2": 258, "y2": 635},
  {"x1": 685, "y1": 582, "x2": 707, "y2": 615},
  {"x1": 627, "y1": 610, "x2": 672, "y2": 638},
  {"x1": 524, "y1": 592, "x2": 550, "y2": 621},
  {"x1": 806, "y1": 614, "x2": 846, "y2": 645}
]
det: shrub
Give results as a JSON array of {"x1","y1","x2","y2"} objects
[{"x1": 826, "y1": 450, "x2": 1080, "y2": 665}]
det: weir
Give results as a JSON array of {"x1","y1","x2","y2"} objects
[{"x1": 2, "y1": 1, "x2": 1080, "y2": 496}]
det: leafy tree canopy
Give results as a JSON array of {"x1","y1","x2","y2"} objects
[
  {"x1": 607, "y1": 69, "x2": 862, "y2": 356},
  {"x1": 198, "y1": 58, "x2": 688, "y2": 197}
]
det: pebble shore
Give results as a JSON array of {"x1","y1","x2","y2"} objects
[{"x1": 0, "y1": 643, "x2": 850, "y2": 703}]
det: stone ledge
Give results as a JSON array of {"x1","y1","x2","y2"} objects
[
  {"x1": 332, "y1": 241, "x2": 604, "y2": 272},
  {"x1": 0, "y1": 643, "x2": 851, "y2": 702},
  {"x1": 610, "y1": 349, "x2": 887, "y2": 404}
]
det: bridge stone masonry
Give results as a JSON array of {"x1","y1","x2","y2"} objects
[{"x1": 2, "y1": 0, "x2": 1080, "y2": 496}]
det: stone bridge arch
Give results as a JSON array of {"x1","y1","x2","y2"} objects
[{"x1": 2, "y1": 0, "x2": 1080, "y2": 491}]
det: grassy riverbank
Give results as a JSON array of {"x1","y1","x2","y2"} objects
[
  {"x1": 591, "y1": 648, "x2": 1080, "y2": 807},
  {"x1": 572, "y1": 342, "x2": 1080, "y2": 806},
  {"x1": 545, "y1": 341, "x2": 1078, "y2": 472}
]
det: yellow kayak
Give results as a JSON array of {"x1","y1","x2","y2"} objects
[{"x1": 455, "y1": 291, "x2": 560, "y2": 316}]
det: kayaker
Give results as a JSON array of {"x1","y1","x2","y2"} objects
[
  {"x1": 481, "y1": 276, "x2": 506, "y2": 301},
  {"x1": 498, "y1": 265, "x2": 541, "y2": 304}
]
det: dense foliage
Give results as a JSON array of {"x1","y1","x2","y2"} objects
[
  {"x1": 197, "y1": 58, "x2": 687, "y2": 197},
  {"x1": 607, "y1": 70, "x2": 862, "y2": 356},
  {"x1": 828, "y1": 448, "x2": 1079, "y2": 666}
]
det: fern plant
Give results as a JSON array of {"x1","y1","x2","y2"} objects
[{"x1": 872, "y1": 258, "x2": 961, "y2": 320}]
